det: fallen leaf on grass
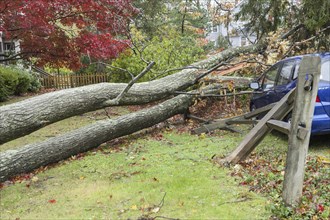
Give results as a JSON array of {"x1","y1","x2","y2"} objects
[
  {"x1": 151, "y1": 206, "x2": 160, "y2": 213},
  {"x1": 48, "y1": 199, "x2": 56, "y2": 204},
  {"x1": 131, "y1": 205, "x2": 138, "y2": 210},
  {"x1": 31, "y1": 176, "x2": 39, "y2": 182},
  {"x1": 317, "y1": 204, "x2": 324, "y2": 212}
]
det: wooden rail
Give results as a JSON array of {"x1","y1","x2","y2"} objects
[{"x1": 40, "y1": 73, "x2": 108, "y2": 89}]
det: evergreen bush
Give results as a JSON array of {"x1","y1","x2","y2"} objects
[
  {"x1": 15, "y1": 71, "x2": 31, "y2": 95},
  {"x1": 28, "y1": 74, "x2": 41, "y2": 92},
  {"x1": 0, "y1": 66, "x2": 19, "y2": 101},
  {"x1": 0, "y1": 65, "x2": 41, "y2": 101},
  {"x1": 0, "y1": 74, "x2": 10, "y2": 101}
]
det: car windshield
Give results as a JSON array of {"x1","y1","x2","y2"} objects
[
  {"x1": 293, "y1": 57, "x2": 330, "y2": 81},
  {"x1": 320, "y1": 58, "x2": 330, "y2": 82}
]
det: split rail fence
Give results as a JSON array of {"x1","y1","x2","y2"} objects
[
  {"x1": 193, "y1": 56, "x2": 321, "y2": 206},
  {"x1": 40, "y1": 73, "x2": 108, "y2": 89}
]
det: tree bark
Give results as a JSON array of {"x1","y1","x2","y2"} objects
[
  {"x1": 0, "y1": 44, "x2": 264, "y2": 144},
  {"x1": 0, "y1": 94, "x2": 193, "y2": 182}
]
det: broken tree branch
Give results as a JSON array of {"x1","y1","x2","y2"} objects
[
  {"x1": 0, "y1": 94, "x2": 193, "y2": 182},
  {"x1": 103, "y1": 61, "x2": 156, "y2": 106},
  {"x1": 0, "y1": 43, "x2": 264, "y2": 144},
  {"x1": 282, "y1": 25, "x2": 330, "y2": 58},
  {"x1": 174, "y1": 90, "x2": 258, "y2": 97}
]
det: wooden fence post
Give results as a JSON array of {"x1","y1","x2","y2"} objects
[
  {"x1": 282, "y1": 56, "x2": 321, "y2": 205},
  {"x1": 222, "y1": 88, "x2": 296, "y2": 164}
]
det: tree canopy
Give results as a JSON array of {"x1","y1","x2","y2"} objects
[
  {"x1": 235, "y1": 0, "x2": 330, "y2": 44},
  {"x1": 0, "y1": 0, "x2": 138, "y2": 69},
  {"x1": 133, "y1": 0, "x2": 208, "y2": 38}
]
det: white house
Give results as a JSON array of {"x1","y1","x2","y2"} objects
[
  {"x1": 0, "y1": 31, "x2": 20, "y2": 62},
  {"x1": 206, "y1": 1, "x2": 257, "y2": 48}
]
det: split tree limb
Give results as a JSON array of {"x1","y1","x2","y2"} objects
[
  {"x1": 103, "y1": 61, "x2": 155, "y2": 106},
  {"x1": 174, "y1": 90, "x2": 258, "y2": 97}
]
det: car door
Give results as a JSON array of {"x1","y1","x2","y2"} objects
[{"x1": 255, "y1": 62, "x2": 283, "y2": 108}]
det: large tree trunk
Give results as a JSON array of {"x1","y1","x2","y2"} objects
[
  {"x1": 0, "y1": 44, "x2": 263, "y2": 144},
  {"x1": 0, "y1": 94, "x2": 193, "y2": 182}
]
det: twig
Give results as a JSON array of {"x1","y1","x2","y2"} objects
[
  {"x1": 194, "y1": 61, "x2": 227, "y2": 82},
  {"x1": 151, "y1": 193, "x2": 175, "y2": 220},
  {"x1": 149, "y1": 66, "x2": 201, "y2": 80},
  {"x1": 174, "y1": 91, "x2": 259, "y2": 97},
  {"x1": 214, "y1": 0, "x2": 231, "y2": 12},
  {"x1": 282, "y1": 25, "x2": 330, "y2": 58},
  {"x1": 126, "y1": 26, "x2": 150, "y2": 64},
  {"x1": 196, "y1": 57, "x2": 269, "y2": 83},
  {"x1": 186, "y1": 114, "x2": 210, "y2": 123},
  {"x1": 218, "y1": 197, "x2": 252, "y2": 206},
  {"x1": 90, "y1": 61, "x2": 135, "y2": 79},
  {"x1": 280, "y1": 24, "x2": 305, "y2": 40},
  {"x1": 154, "y1": 216, "x2": 179, "y2": 220},
  {"x1": 102, "y1": 61, "x2": 155, "y2": 106},
  {"x1": 103, "y1": 108, "x2": 111, "y2": 119},
  {"x1": 245, "y1": 59, "x2": 271, "y2": 67},
  {"x1": 158, "y1": 192, "x2": 166, "y2": 208}
]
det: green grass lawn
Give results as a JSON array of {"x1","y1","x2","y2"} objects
[
  {"x1": 0, "y1": 97, "x2": 329, "y2": 219},
  {"x1": 0, "y1": 131, "x2": 271, "y2": 219}
]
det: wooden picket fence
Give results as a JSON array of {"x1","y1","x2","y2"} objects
[{"x1": 40, "y1": 73, "x2": 108, "y2": 89}]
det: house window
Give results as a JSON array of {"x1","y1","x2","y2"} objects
[
  {"x1": 4, "y1": 42, "x2": 15, "y2": 52},
  {"x1": 241, "y1": 37, "x2": 246, "y2": 46},
  {"x1": 212, "y1": 25, "x2": 218, "y2": 33}
]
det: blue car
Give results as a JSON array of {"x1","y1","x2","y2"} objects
[{"x1": 249, "y1": 53, "x2": 330, "y2": 135}]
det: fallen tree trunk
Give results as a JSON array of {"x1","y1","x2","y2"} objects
[
  {"x1": 0, "y1": 94, "x2": 193, "y2": 182},
  {"x1": 0, "y1": 44, "x2": 264, "y2": 144}
]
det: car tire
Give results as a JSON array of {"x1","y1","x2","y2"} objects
[
  {"x1": 284, "y1": 112, "x2": 292, "y2": 123},
  {"x1": 250, "y1": 104, "x2": 258, "y2": 127}
]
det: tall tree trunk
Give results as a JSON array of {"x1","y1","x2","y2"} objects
[
  {"x1": 0, "y1": 44, "x2": 264, "y2": 144},
  {"x1": 0, "y1": 94, "x2": 193, "y2": 182}
]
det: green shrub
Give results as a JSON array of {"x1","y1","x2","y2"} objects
[
  {"x1": 0, "y1": 65, "x2": 41, "y2": 101},
  {"x1": 15, "y1": 71, "x2": 31, "y2": 95},
  {"x1": 0, "y1": 74, "x2": 11, "y2": 101},
  {"x1": 109, "y1": 32, "x2": 205, "y2": 83},
  {"x1": 28, "y1": 74, "x2": 41, "y2": 92},
  {"x1": 0, "y1": 66, "x2": 19, "y2": 101}
]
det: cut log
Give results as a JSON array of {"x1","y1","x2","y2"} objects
[
  {"x1": 0, "y1": 94, "x2": 193, "y2": 182},
  {"x1": 0, "y1": 44, "x2": 264, "y2": 144}
]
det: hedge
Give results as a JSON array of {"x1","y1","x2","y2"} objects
[{"x1": 0, "y1": 65, "x2": 41, "y2": 101}]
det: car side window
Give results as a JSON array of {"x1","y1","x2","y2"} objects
[
  {"x1": 293, "y1": 58, "x2": 329, "y2": 81},
  {"x1": 262, "y1": 63, "x2": 281, "y2": 90},
  {"x1": 277, "y1": 60, "x2": 295, "y2": 85},
  {"x1": 293, "y1": 59, "x2": 302, "y2": 79}
]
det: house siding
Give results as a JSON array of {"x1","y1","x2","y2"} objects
[
  {"x1": 0, "y1": 31, "x2": 20, "y2": 62},
  {"x1": 206, "y1": 0, "x2": 256, "y2": 48}
]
